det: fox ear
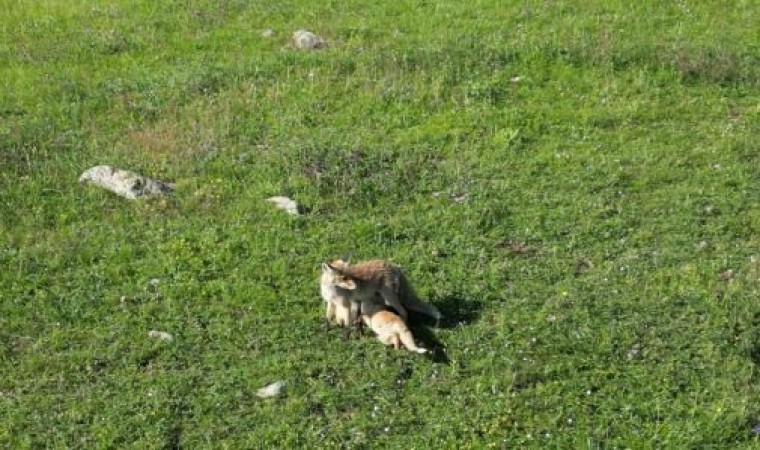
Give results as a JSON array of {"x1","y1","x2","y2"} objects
[
  {"x1": 322, "y1": 262, "x2": 336, "y2": 273},
  {"x1": 335, "y1": 277, "x2": 357, "y2": 290}
]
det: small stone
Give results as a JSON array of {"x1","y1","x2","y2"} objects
[
  {"x1": 719, "y1": 269, "x2": 735, "y2": 281},
  {"x1": 291, "y1": 30, "x2": 326, "y2": 50},
  {"x1": 261, "y1": 29, "x2": 274, "y2": 38},
  {"x1": 256, "y1": 380, "x2": 286, "y2": 398},
  {"x1": 451, "y1": 193, "x2": 469, "y2": 203},
  {"x1": 148, "y1": 330, "x2": 173, "y2": 342},
  {"x1": 267, "y1": 196, "x2": 301, "y2": 215}
]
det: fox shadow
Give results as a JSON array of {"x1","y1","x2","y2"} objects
[
  {"x1": 430, "y1": 294, "x2": 483, "y2": 329},
  {"x1": 409, "y1": 294, "x2": 483, "y2": 364}
]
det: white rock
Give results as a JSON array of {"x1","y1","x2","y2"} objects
[
  {"x1": 267, "y1": 196, "x2": 301, "y2": 215},
  {"x1": 261, "y1": 29, "x2": 275, "y2": 38},
  {"x1": 256, "y1": 380, "x2": 286, "y2": 398},
  {"x1": 452, "y1": 193, "x2": 469, "y2": 203},
  {"x1": 148, "y1": 330, "x2": 173, "y2": 342},
  {"x1": 291, "y1": 30, "x2": 325, "y2": 50},
  {"x1": 79, "y1": 165, "x2": 173, "y2": 199}
]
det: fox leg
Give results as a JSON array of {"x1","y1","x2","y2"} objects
[
  {"x1": 325, "y1": 301, "x2": 335, "y2": 320},
  {"x1": 339, "y1": 305, "x2": 352, "y2": 340},
  {"x1": 350, "y1": 301, "x2": 364, "y2": 338},
  {"x1": 323, "y1": 301, "x2": 336, "y2": 331},
  {"x1": 353, "y1": 317, "x2": 364, "y2": 338},
  {"x1": 378, "y1": 287, "x2": 408, "y2": 322},
  {"x1": 390, "y1": 335, "x2": 401, "y2": 350},
  {"x1": 332, "y1": 301, "x2": 354, "y2": 339}
]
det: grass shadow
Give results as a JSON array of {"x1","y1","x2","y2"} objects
[
  {"x1": 739, "y1": 312, "x2": 760, "y2": 438},
  {"x1": 749, "y1": 345, "x2": 760, "y2": 368},
  {"x1": 409, "y1": 324, "x2": 450, "y2": 364},
  {"x1": 745, "y1": 311, "x2": 760, "y2": 369}
]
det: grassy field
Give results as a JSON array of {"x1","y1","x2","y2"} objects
[{"x1": 2, "y1": 0, "x2": 760, "y2": 447}]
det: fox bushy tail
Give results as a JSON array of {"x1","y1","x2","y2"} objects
[
  {"x1": 399, "y1": 274, "x2": 442, "y2": 320},
  {"x1": 396, "y1": 325, "x2": 427, "y2": 354}
]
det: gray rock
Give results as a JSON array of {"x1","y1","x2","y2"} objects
[
  {"x1": 291, "y1": 30, "x2": 325, "y2": 50},
  {"x1": 256, "y1": 380, "x2": 286, "y2": 398},
  {"x1": 79, "y1": 165, "x2": 173, "y2": 199},
  {"x1": 148, "y1": 330, "x2": 173, "y2": 342},
  {"x1": 267, "y1": 196, "x2": 301, "y2": 215}
]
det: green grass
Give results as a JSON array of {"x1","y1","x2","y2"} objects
[{"x1": 2, "y1": 0, "x2": 760, "y2": 447}]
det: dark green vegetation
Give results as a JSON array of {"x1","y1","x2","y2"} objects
[{"x1": 2, "y1": 0, "x2": 760, "y2": 447}]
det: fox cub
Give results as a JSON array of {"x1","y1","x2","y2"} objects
[
  {"x1": 320, "y1": 258, "x2": 442, "y2": 327},
  {"x1": 359, "y1": 298, "x2": 427, "y2": 353}
]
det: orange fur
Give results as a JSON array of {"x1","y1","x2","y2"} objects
[{"x1": 361, "y1": 306, "x2": 427, "y2": 354}]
